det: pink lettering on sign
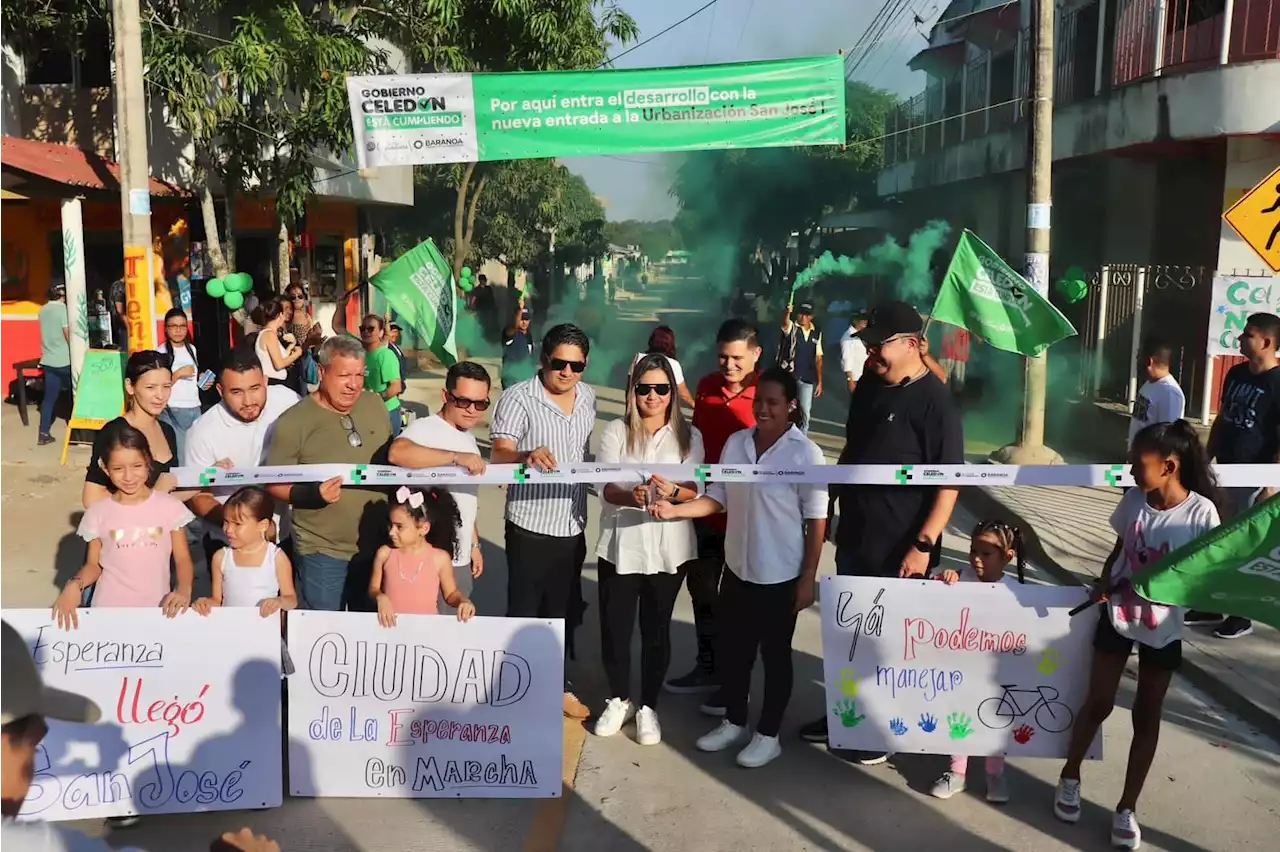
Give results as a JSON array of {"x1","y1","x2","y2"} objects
[{"x1": 902, "y1": 608, "x2": 1027, "y2": 661}]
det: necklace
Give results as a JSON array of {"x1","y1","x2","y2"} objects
[{"x1": 396, "y1": 554, "x2": 426, "y2": 584}]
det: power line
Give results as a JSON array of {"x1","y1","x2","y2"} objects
[
  {"x1": 842, "y1": 0, "x2": 904, "y2": 76},
  {"x1": 847, "y1": 0, "x2": 915, "y2": 79},
  {"x1": 733, "y1": 0, "x2": 757, "y2": 52},
  {"x1": 847, "y1": 95, "x2": 1024, "y2": 148},
  {"x1": 602, "y1": 1, "x2": 721, "y2": 67}
]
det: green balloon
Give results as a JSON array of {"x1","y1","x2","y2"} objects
[
  {"x1": 223, "y1": 290, "x2": 245, "y2": 311},
  {"x1": 461, "y1": 266, "x2": 473, "y2": 279},
  {"x1": 457, "y1": 275, "x2": 474, "y2": 293},
  {"x1": 206, "y1": 278, "x2": 226, "y2": 298},
  {"x1": 1057, "y1": 277, "x2": 1089, "y2": 304},
  {"x1": 228, "y1": 272, "x2": 253, "y2": 293}
]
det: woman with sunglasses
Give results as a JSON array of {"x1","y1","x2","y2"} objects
[{"x1": 592, "y1": 354, "x2": 704, "y2": 746}]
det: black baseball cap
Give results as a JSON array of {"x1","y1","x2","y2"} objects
[
  {"x1": 855, "y1": 300, "x2": 924, "y2": 345},
  {"x1": 795, "y1": 302, "x2": 814, "y2": 315}
]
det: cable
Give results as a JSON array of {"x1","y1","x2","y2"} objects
[
  {"x1": 848, "y1": 0, "x2": 914, "y2": 80},
  {"x1": 600, "y1": 1, "x2": 721, "y2": 67},
  {"x1": 845, "y1": 95, "x2": 1024, "y2": 148},
  {"x1": 703, "y1": 1, "x2": 717, "y2": 61},
  {"x1": 733, "y1": 0, "x2": 757, "y2": 52},
  {"x1": 843, "y1": 0, "x2": 908, "y2": 75}
]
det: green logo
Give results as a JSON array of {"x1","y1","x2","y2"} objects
[
  {"x1": 694, "y1": 464, "x2": 711, "y2": 483},
  {"x1": 1104, "y1": 464, "x2": 1125, "y2": 488},
  {"x1": 513, "y1": 464, "x2": 530, "y2": 484},
  {"x1": 198, "y1": 467, "x2": 218, "y2": 486},
  {"x1": 350, "y1": 465, "x2": 369, "y2": 484},
  {"x1": 895, "y1": 465, "x2": 914, "y2": 485}
]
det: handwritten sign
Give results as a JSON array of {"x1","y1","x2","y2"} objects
[
  {"x1": 3, "y1": 608, "x2": 283, "y2": 822},
  {"x1": 123, "y1": 244, "x2": 155, "y2": 352},
  {"x1": 820, "y1": 577, "x2": 1102, "y2": 759},
  {"x1": 1206, "y1": 274, "x2": 1279, "y2": 357},
  {"x1": 287, "y1": 612, "x2": 564, "y2": 799}
]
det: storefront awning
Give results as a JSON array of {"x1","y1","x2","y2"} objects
[
  {"x1": 907, "y1": 41, "x2": 968, "y2": 75},
  {"x1": 1, "y1": 136, "x2": 183, "y2": 197}
]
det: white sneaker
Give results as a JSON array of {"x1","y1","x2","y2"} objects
[
  {"x1": 593, "y1": 698, "x2": 634, "y2": 738},
  {"x1": 1053, "y1": 777, "x2": 1082, "y2": 823},
  {"x1": 635, "y1": 706, "x2": 662, "y2": 746},
  {"x1": 696, "y1": 720, "x2": 746, "y2": 752},
  {"x1": 735, "y1": 733, "x2": 782, "y2": 768},
  {"x1": 1112, "y1": 809, "x2": 1142, "y2": 849}
]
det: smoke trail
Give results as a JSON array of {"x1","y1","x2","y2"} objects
[{"x1": 792, "y1": 220, "x2": 952, "y2": 306}]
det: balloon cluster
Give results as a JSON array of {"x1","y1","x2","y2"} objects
[
  {"x1": 1055, "y1": 266, "x2": 1089, "y2": 304},
  {"x1": 205, "y1": 273, "x2": 254, "y2": 310},
  {"x1": 457, "y1": 266, "x2": 475, "y2": 293}
]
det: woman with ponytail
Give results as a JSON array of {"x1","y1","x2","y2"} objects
[{"x1": 649, "y1": 367, "x2": 827, "y2": 769}]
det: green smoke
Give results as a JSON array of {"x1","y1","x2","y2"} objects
[{"x1": 793, "y1": 219, "x2": 952, "y2": 306}]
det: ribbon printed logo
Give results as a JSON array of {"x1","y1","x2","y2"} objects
[
  {"x1": 199, "y1": 467, "x2": 219, "y2": 487},
  {"x1": 1104, "y1": 464, "x2": 1127, "y2": 488},
  {"x1": 513, "y1": 464, "x2": 530, "y2": 484},
  {"x1": 694, "y1": 465, "x2": 712, "y2": 484},
  {"x1": 895, "y1": 465, "x2": 914, "y2": 485},
  {"x1": 349, "y1": 465, "x2": 370, "y2": 484}
]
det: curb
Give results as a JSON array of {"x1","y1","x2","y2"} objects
[{"x1": 958, "y1": 485, "x2": 1280, "y2": 743}]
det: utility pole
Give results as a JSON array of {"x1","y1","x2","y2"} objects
[
  {"x1": 996, "y1": 0, "x2": 1063, "y2": 465},
  {"x1": 112, "y1": 0, "x2": 157, "y2": 353}
]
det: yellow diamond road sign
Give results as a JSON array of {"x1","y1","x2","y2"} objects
[{"x1": 1223, "y1": 165, "x2": 1280, "y2": 273}]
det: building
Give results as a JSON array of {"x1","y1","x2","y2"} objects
[{"x1": 876, "y1": 0, "x2": 1279, "y2": 417}]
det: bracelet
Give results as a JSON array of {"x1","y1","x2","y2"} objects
[
  {"x1": 67, "y1": 577, "x2": 83, "y2": 589},
  {"x1": 471, "y1": 541, "x2": 481, "y2": 550}
]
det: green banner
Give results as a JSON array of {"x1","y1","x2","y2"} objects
[
  {"x1": 69, "y1": 349, "x2": 125, "y2": 425},
  {"x1": 370, "y1": 239, "x2": 458, "y2": 367},
  {"x1": 347, "y1": 56, "x2": 846, "y2": 168},
  {"x1": 1136, "y1": 497, "x2": 1280, "y2": 630},
  {"x1": 930, "y1": 231, "x2": 1077, "y2": 357}
]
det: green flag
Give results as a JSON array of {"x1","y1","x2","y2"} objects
[
  {"x1": 930, "y1": 231, "x2": 1076, "y2": 357},
  {"x1": 1135, "y1": 497, "x2": 1280, "y2": 630},
  {"x1": 370, "y1": 239, "x2": 458, "y2": 367}
]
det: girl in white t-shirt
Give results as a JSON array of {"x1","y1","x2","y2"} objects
[
  {"x1": 1055, "y1": 420, "x2": 1220, "y2": 850},
  {"x1": 194, "y1": 486, "x2": 297, "y2": 617},
  {"x1": 930, "y1": 519, "x2": 1027, "y2": 805}
]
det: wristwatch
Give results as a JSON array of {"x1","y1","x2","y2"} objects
[{"x1": 913, "y1": 537, "x2": 935, "y2": 554}]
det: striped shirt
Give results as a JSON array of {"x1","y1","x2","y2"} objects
[{"x1": 490, "y1": 375, "x2": 596, "y2": 537}]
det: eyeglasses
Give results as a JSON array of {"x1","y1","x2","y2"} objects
[
  {"x1": 634, "y1": 382, "x2": 671, "y2": 397},
  {"x1": 360, "y1": 325, "x2": 380, "y2": 334},
  {"x1": 340, "y1": 415, "x2": 363, "y2": 448},
  {"x1": 866, "y1": 333, "x2": 914, "y2": 352},
  {"x1": 165, "y1": 322, "x2": 187, "y2": 329},
  {"x1": 548, "y1": 358, "x2": 586, "y2": 374},
  {"x1": 289, "y1": 294, "x2": 306, "y2": 301},
  {"x1": 448, "y1": 392, "x2": 491, "y2": 412}
]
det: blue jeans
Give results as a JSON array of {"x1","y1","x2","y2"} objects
[
  {"x1": 796, "y1": 380, "x2": 816, "y2": 435},
  {"x1": 38, "y1": 364, "x2": 71, "y2": 436},
  {"x1": 296, "y1": 551, "x2": 373, "y2": 611},
  {"x1": 160, "y1": 406, "x2": 202, "y2": 464},
  {"x1": 389, "y1": 405, "x2": 403, "y2": 437}
]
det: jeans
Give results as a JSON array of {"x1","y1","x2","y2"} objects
[
  {"x1": 718, "y1": 569, "x2": 799, "y2": 738},
  {"x1": 160, "y1": 406, "x2": 202, "y2": 464},
  {"x1": 389, "y1": 406, "x2": 403, "y2": 437},
  {"x1": 597, "y1": 559, "x2": 686, "y2": 708},
  {"x1": 38, "y1": 364, "x2": 71, "y2": 436},
  {"x1": 796, "y1": 380, "x2": 816, "y2": 435},
  {"x1": 296, "y1": 551, "x2": 372, "y2": 611}
]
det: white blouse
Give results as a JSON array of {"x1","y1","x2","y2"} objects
[{"x1": 596, "y1": 418, "x2": 704, "y2": 575}]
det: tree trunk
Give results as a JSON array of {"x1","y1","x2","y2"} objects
[
  {"x1": 276, "y1": 217, "x2": 291, "y2": 294},
  {"x1": 452, "y1": 162, "x2": 476, "y2": 278},
  {"x1": 198, "y1": 180, "x2": 230, "y2": 279},
  {"x1": 223, "y1": 188, "x2": 237, "y2": 273}
]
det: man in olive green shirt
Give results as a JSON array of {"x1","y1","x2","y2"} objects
[{"x1": 265, "y1": 336, "x2": 392, "y2": 611}]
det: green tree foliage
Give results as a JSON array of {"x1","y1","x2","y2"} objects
[{"x1": 603, "y1": 219, "x2": 681, "y2": 260}]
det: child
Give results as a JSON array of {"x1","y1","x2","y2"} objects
[
  {"x1": 54, "y1": 420, "x2": 195, "y2": 629},
  {"x1": 193, "y1": 486, "x2": 297, "y2": 617},
  {"x1": 1055, "y1": 420, "x2": 1220, "y2": 850},
  {"x1": 370, "y1": 486, "x2": 475, "y2": 624},
  {"x1": 931, "y1": 519, "x2": 1027, "y2": 804}
]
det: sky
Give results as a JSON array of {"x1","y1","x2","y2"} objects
[{"x1": 565, "y1": 0, "x2": 933, "y2": 222}]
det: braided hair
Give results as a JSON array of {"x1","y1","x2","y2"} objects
[{"x1": 971, "y1": 519, "x2": 1027, "y2": 584}]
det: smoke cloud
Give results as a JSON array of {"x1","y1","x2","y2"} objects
[{"x1": 793, "y1": 220, "x2": 952, "y2": 306}]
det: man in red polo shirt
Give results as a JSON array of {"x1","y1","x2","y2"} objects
[{"x1": 665, "y1": 318, "x2": 761, "y2": 715}]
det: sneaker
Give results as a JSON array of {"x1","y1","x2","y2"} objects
[
  {"x1": 696, "y1": 720, "x2": 746, "y2": 753},
  {"x1": 736, "y1": 733, "x2": 782, "y2": 768},
  {"x1": 593, "y1": 698, "x2": 634, "y2": 737},
  {"x1": 1111, "y1": 809, "x2": 1142, "y2": 849},
  {"x1": 1053, "y1": 777, "x2": 1082, "y2": 823},
  {"x1": 986, "y1": 772, "x2": 1009, "y2": 804},
  {"x1": 563, "y1": 692, "x2": 591, "y2": 720},
  {"x1": 851, "y1": 750, "x2": 889, "y2": 766},
  {"x1": 635, "y1": 706, "x2": 662, "y2": 746},
  {"x1": 699, "y1": 689, "x2": 727, "y2": 717},
  {"x1": 664, "y1": 666, "x2": 718, "y2": 694},
  {"x1": 37, "y1": 433, "x2": 55, "y2": 446},
  {"x1": 798, "y1": 716, "x2": 828, "y2": 743},
  {"x1": 107, "y1": 815, "x2": 140, "y2": 828},
  {"x1": 1214, "y1": 616, "x2": 1253, "y2": 639},
  {"x1": 929, "y1": 771, "x2": 966, "y2": 799},
  {"x1": 1183, "y1": 610, "x2": 1225, "y2": 626}
]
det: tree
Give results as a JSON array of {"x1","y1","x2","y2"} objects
[{"x1": 603, "y1": 219, "x2": 681, "y2": 260}]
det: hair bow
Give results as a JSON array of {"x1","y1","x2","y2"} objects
[{"x1": 396, "y1": 486, "x2": 425, "y2": 509}]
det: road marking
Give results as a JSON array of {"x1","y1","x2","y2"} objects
[{"x1": 524, "y1": 717, "x2": 589, "y2": 851}]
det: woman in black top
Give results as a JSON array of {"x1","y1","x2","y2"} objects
[{"x1": 82, "y1": 350, "x2": 183, "y2": 509}]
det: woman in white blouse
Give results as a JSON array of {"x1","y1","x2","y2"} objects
[{"x1": 593, "y1": 353, "x2": 704, "y2": 746}]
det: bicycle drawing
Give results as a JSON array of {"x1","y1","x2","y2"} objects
[{"x1": 977, "y1": 684, "x2": 1074, "y2": 733}]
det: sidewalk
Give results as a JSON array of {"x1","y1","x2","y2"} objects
[{"x1": 964, "y1": 482, "x2": 1280, "y2": 739}]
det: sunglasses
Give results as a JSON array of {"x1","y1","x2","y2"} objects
[
  {"x1": 340, "y1": 415, "x2": 363, "y2": 448},
  {"x1": 548, "y1": 358, "x2": 586, "y2": 374},
  {"x1": 634, "y1": 382, "x2": 671, "y2": 397},
  {"x1": 448, "y1": 392, "x2": 490, "y2": 412},
  {"x1": 360, "y1": 325, "x2": 380, "y2": 334}
]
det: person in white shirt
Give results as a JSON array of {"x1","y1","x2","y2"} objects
[
  {"x1": 1128, "y1": 341, "x2": 1186, "y2": 449},
  {"x1": 631, "y1": 325, "x2": 696, "y2": 407},
  {"x1": 839, "y1": 311, "x2": 869, "y2": 394},
  {"x1": 388, "y1": 361, "x2": 490, "y2": 613},
  {"x1": 185, "y1": 347, "x2": 300, "y2": 566},
  {"x1": 158, "y1": 308, "x2": 204, "y2": 463},
  {"x1": 651, "y1": 366, "x2": 827, "y2": 769},
  {"x1": 592, "y1": 354, "x2": 705, "y2": 746}
]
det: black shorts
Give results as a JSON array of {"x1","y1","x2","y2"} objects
[{"x1": 1093, "y1": 611, "x2": 1182, "y2": 672}]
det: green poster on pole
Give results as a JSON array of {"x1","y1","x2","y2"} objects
[
  {"x1": 347, "y1": 56, "x2": 846, "y2": 167},
  {"x1": 69, "y1": 349, "x2": 126, "y2": 426}
]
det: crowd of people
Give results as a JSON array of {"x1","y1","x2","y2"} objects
[{"x1": 7, "y1": 284, "x2": 1279, "y2": 851}]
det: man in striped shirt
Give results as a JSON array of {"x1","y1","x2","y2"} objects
[{"x1": 490, "y1": 323, "x2": 597, "y2": 719}]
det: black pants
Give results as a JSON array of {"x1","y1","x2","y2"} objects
[
  {"x1": 505, "y1": 523, "x2": 586, "y2": 673},
  {"x1": 686, "y1": 524, "x2": 726, "y2": 674},
  {"x1": 718, "y1": 568, "x2": 798, "y2": 738},
  {"x1": 597, "y1": 559, "x2": 686, "y2": 709}
]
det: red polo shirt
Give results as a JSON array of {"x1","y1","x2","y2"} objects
[{"x1": 692, "y1": 372, "x2": 757, "y2": 533}]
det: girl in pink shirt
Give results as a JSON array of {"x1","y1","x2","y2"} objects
[
  {"x1": 54, "y1": 421, "x2": 195, "y2": 628},
  {"x1": 370, "y1": 486, "x2": 474, "y2": 624}
]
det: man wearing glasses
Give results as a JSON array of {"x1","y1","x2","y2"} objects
[
  {"x1": 798, "y1": 301, "x2": 963, "y2": 759},
  {"x1": 490, "y1": 324, "x2": 597, "y2": 720},
  {"x1": 389, "y1": 361, "x2": 491, "y2": 614},
  {"x1": 265, "y1": 336, "x2": 393, "y2": 611}
]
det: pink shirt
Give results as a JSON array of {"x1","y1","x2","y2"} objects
[
  {"x1": 77, "y1": 491, "x2": 194, "y2": 608},
  {"x1": 380, "y1": 548, "x2": 442, "y2": 615}
]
